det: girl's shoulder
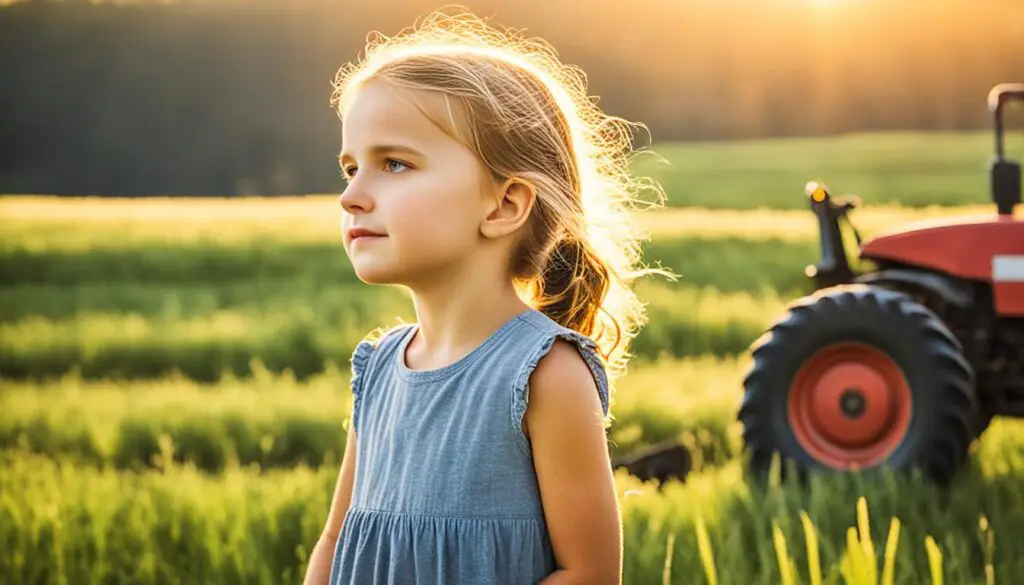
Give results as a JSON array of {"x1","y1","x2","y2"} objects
[
  {"x1": 346, "y1": 322, "x2": 415, "y2": 434},
  {"x1": 509, "y1": 310, "x2": 612, "y2": 452},
  {"x1": 349, "y1": 322, "x2": 415, "y2": 392},
  {"x1": 364, "y1": 321, "x2": 417, "y2": 349},
  {"x1": 515, "y1": 310, "x2": 608, "y2": 387}
]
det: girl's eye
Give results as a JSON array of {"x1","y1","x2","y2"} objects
[{"x1": 385, "y1": 159, "x2": 410, "y2": 173}]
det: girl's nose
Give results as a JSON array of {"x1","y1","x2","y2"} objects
[{"x1": 339, "y1": 182, "x2": 374, "y2": 214}]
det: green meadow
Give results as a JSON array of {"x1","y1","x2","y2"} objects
[{"x1": 2, "y1": 131, "x2": 1022, "y2": 584}]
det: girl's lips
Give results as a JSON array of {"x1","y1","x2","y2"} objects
[{"x1": 348, "y1": 227, "x2": 386, "y2": 241}]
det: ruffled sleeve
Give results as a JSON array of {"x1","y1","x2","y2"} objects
[
  {"x1": 349, "y1": 339, "x2": 375, "y2": 434},
  {"x1": 511, "y1": 330, "x2": 611, "y2": 454}
]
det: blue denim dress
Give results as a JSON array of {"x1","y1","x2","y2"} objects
[{"x1": 328, "y1": 308, "x2": 610, "y2": 584}]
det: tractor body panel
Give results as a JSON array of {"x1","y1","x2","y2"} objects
[{"x1": 859, "y1": 216, "x2": 1024, "y2": 316}]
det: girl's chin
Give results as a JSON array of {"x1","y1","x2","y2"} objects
[
  {"x1": 349, "y1": 260, "x2": 407, "y2": 286},
  {"x1": 352, "y1": 267, "x2": 396, "y2": 285}
]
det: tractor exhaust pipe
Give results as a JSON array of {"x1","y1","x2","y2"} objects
[
  {"x1": 988, "y1": 82, "x2": 1024, "y2": 216},
  {"x1": 804, "y1": 181, "x2": 859, "y2": 289}
]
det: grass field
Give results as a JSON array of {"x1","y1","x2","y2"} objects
[
  {"x1": 629, "y1": 131, "x2": 1024, "y2": 209},
  {"x1": 3, "y1": 131, "x2": 1023, "y2": 584}
]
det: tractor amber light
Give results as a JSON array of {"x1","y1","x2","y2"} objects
[{"x1": 811, "y1": 187, "x2": 827, "y2": 203}]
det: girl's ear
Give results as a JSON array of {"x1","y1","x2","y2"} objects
[{"x1": 480, "y1": 177, "x2": 536, "y2": 239}]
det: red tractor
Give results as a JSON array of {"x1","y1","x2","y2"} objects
[{"x1": 737, "y1": 83, "x2": 1024, "y2": 485}]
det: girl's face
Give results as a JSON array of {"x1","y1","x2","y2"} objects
[{"x1": 338, "y1": 79, "x2": 494, "y2": 287}]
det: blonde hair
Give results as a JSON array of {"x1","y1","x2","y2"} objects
[{"x1": 330, "y1": 8, "x2": 669, "y2": 383}]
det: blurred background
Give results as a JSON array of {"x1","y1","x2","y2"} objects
[
  {"x1": 2, "y1": 1, "x2": 1023, "y2": 584},
  {"x1": 1, "y1": 0, "x2": 1021, "y2": 197}
]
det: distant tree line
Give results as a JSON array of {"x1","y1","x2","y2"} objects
[{"x1": 1, "y1": 0, "x2": 1021, "y2": 196}]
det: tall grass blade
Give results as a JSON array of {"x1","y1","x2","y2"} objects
[
  {"x1": 856, "y1": 497, "x2": 878, "y2": 585},
  {"x1": 980, "y1": 515, "x2": 995, "y2": 585},
  {"x1": 773, "y1": 520, "x2": 795, "y2": 585},
  {"x1": 925, "y1": 535, "x2": 943, "y2": 585},
  {"x1": 663, "y1": 531, "x2": 676, "y2": 585},
  {"x1": 695, "y1": 514, "x2": 719, "y2": 585},
  {"x1": 800, "y1": 511, "x2": 822, "y2": 585},
  {"x1": 881, "y1": 516, "x2": 901, "y2": 585}
]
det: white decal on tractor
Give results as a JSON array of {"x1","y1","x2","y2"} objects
[{"x1": 993, "y1": 255, "x2": 1024, "y2": 282}]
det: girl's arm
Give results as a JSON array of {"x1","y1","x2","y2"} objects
[
  {"x1": 526, "y1": 339, "x2": 623, "y2": 585},
  {"x1": 303, "y1": 424, "x2": 359, "y2": 585}
]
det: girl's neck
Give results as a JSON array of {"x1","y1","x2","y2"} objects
[{"x1": 404, "y1": 270, "x2": 530, "y2": 371}]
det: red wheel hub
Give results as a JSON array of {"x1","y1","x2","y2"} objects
[{"x1": 788, "y1": 342, "x2": 912, "y2": 469}]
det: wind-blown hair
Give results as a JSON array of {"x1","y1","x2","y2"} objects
[{"x1": 331, "y1": 8, "x2": 669, "y2": 384}]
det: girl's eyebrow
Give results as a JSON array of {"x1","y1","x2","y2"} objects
[{"x1": 339, "y1": 144, "x2": 426, "y2": 162}]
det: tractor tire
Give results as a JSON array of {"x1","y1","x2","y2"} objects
[{"x1": 738, "y1": 284, "x2": 977, "y2": 485}]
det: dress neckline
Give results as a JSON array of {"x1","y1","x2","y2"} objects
[{"x1": 393, "y1": 308, "x2": 542, "y2": 384}]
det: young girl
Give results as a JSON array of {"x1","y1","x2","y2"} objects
[{"x1": 303, "y1": 9, "x2": 663, "y2": 585}]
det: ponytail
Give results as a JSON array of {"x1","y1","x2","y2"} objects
[{"x1": 535, "y1": 236, "x2": 620, "y2": 362}]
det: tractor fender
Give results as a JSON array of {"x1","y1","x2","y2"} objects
[
  {"x1": 858, "y1": 215, "x2": 1024, "y2": 282},
  {"x1": 854, "y1": 268, "x2": 974, "y2": 308}
]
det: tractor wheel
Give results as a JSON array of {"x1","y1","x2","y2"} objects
[{"x1": 738, "y1": 284, "x2": 977, "y2": 485}]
